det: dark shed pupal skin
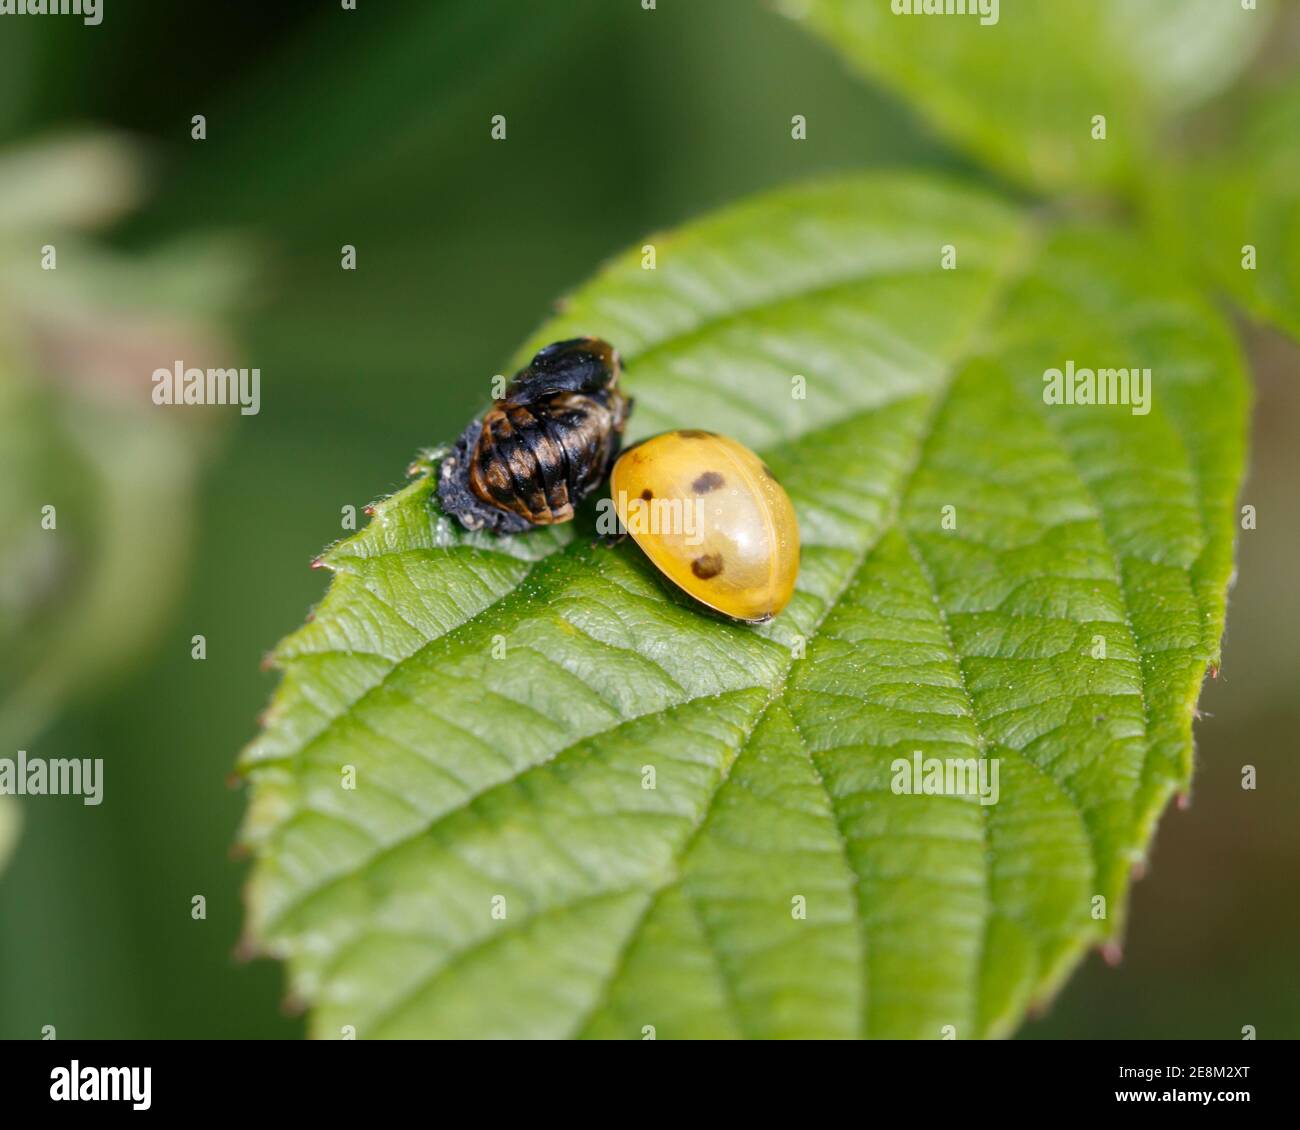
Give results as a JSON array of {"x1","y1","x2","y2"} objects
[{"x1": 438, "y1": 337, "x2": 630, "y2": 534}]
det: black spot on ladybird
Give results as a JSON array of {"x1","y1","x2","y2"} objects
[
  {"x1": 640, "y1": 488, "x2": 654, "y2": 501},
  {"x1": 691, "y1": 553, "x2": 724, "y2": 580},
  {"x1": 691, "y1": 471, "x2": 725, "y2": 494}
]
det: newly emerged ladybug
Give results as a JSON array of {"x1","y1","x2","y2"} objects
[
  {"x1": 610, "y1": 430, "x2": 800, "y2": 623},
  {"x1": 439, "y1": 337, "x2": 630, "y2": 534}
]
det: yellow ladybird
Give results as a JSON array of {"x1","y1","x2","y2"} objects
[{"x1": 610, "y1": 430, "x2": 799, "y2": 623}]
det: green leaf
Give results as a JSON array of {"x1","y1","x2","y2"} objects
[
  {"x1": 786, "y1": 0, "x2": 1268, "y2": 193},
  {"x1": 1145, "y1": 76, "x2": 1300, "y2": 342},
  {"x1": 239, "y1": 173, "x2": 1247, "y2": 1039}
]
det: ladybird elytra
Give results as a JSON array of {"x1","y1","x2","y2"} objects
[
  {"x1": 610, "y1": 430, "x2": 800, "y2": 623},
  {"x1": 438, "y1": 337, "x2": 629, "y2": 534}
]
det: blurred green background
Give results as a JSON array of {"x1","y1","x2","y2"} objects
[{"x1": 0, "y1": 0, "x2": 1295, "y2": 1039}]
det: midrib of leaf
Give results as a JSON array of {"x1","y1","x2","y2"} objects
[
  {"x1": 571, "y1": 223, "x2": 1038, "y2": 1040},
  {"x1": 239, "y1": 176, "x2": 1244, "y2": 1040}
]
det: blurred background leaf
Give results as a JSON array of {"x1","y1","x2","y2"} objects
[
  {"x1": 0, "y1": 797, "x2": 18, "y2": 874},
  {"x1": 1144, "y1": 74, "x2": 1300, "y2": 343},
  {"x1": 787, "y1": 0, "x2": 1270, "y2": 195},
  {"x1": 0, "y1": 133, "x2": 246, "y2": 751}
]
